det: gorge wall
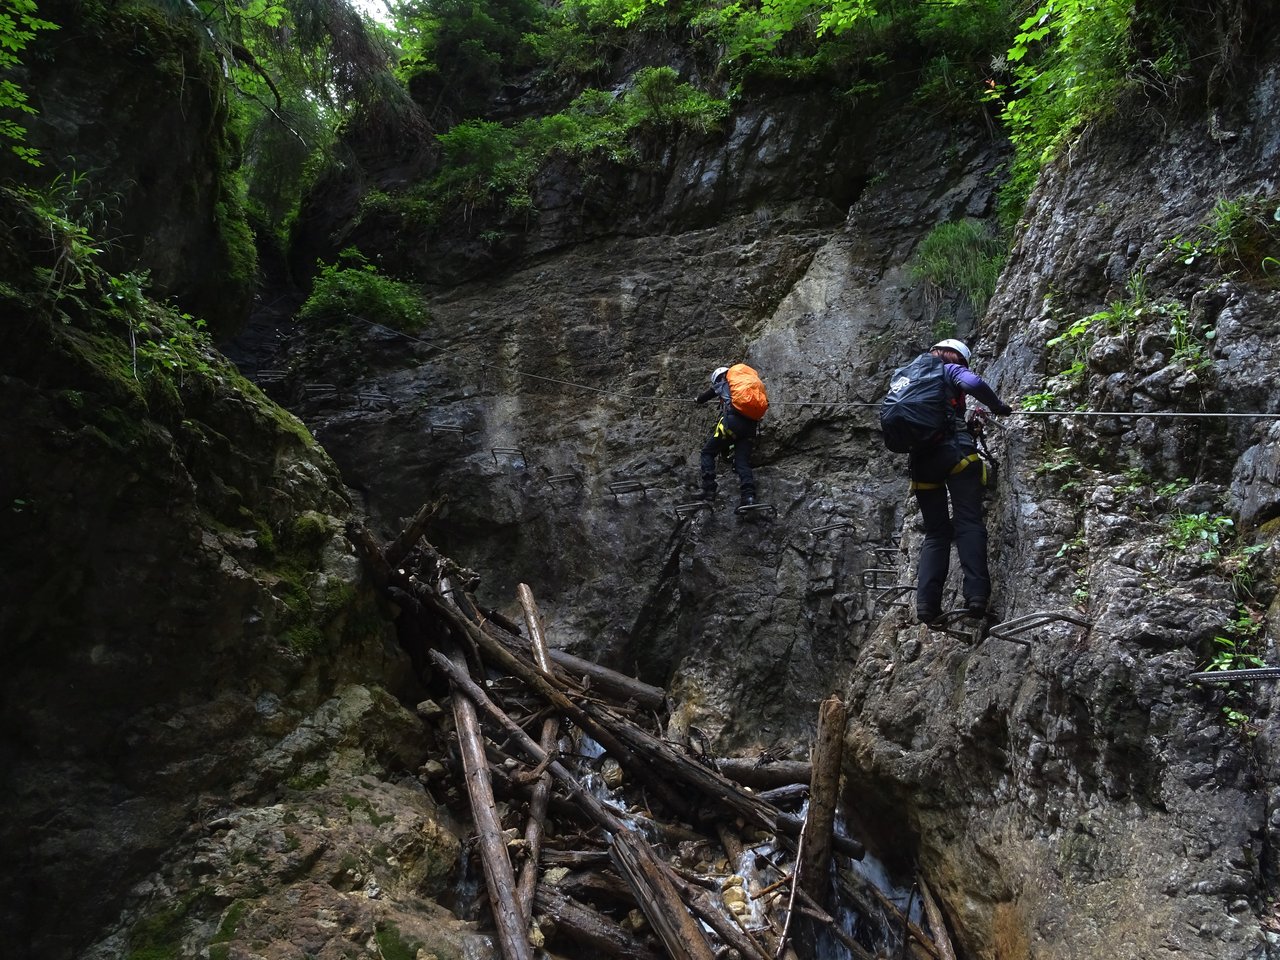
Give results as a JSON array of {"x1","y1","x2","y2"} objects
[
  {"x1": 257, "y1": 23, "x2": 1280, "y2": 960},
  {"x1": 4, "y1": 2, "x2": 1280, "y2": 959}
]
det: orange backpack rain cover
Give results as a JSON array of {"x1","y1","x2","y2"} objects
[{"x1": 726, "y1": 363, "x2": 768, "y2": 420}]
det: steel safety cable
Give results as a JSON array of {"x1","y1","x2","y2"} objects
[{"x1": 339, "y1": 316, "x2": 1280, "y2": 419}]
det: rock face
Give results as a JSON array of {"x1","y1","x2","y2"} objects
[
  {"x1": 0, "y1": 189, "x2": 473, "y2": 956},
  {"x1": 254, "y1": 28, "x2": 1280, "y2": 960},
  {"x1": 7, "y1": 3, "x2": 1280, "y2": 959},
  {"x1": 2, "y1": 0, "x2": 258, "y2": 338}
]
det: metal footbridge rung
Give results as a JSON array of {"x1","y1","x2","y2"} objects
[
  {"x1": 861, "y1": 568, "x2": 900, "y2": 589},
  {"x1": 491, "y1": 447, "x2": 526, "y2": 465},
  {"x1": 987, "y1": 609, "x2": 1092, "y2": 644},
  {"x1": 608, "y1": 480, "x2": 649, "y2": 499},
  {"x1": 735, "y1": 503, "x2": 777, "y2": 519},
  {"x1": 808, "y1": 520, "x2": 853, "y2": 535},
  {"x1": 427, "y1": 423, "x2": 466, "y2": 437},
  {"x1": 1188, "y1": 667, "x2": 1280, "y2": 684},
  {"x1": 545, "y1": 472, "x2": 583, "y2": 487},
  {"x1": 875, "y1": 585, "x2": 913, "y2": 609}
]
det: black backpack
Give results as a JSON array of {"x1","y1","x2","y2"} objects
[{"x1": 879, "y1": 353, "x2": 956, "y2": 453}]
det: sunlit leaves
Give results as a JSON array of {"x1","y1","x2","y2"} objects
[{"x1": 0, "y1": 0, "x2": 58, "y2": 164}]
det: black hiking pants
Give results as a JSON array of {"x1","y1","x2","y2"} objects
[
  {"x1": 700, "y1": 409, "x2": 756, "y2": 499},
  {"x1": 909, "y1": 437, "x2": 989, "y2": 618}
]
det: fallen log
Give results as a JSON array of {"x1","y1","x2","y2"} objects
[
  {"x1": 799, "y1": 696, "x2": 846, "y2": 906},
  {"x1": 611, "y1": 829, "x2": 717, "y2": 960},
  {"x1": 428, "y1": 590, "x2": 690, "y2": 815},
  {"x1": 836, "y1": 871, "x2": 942, "y2": 960},
  {"x1": 385, "y1": 500, "x2": 439, "y2": 568},
  {"x1": 455, "y1": 584, "x2": 668, "y2": 712},
  {"x1": 515, "y1": 584, "x2": 562, "y2": 928},
  {"x1": 554, "y1": 869, "x2": 637, "y2": 906},
  {"x1": 429, "y1": 648, "x2": 718, "y2": 960},
  {"x1": 756, "y1": 783, "x2": 809, "y2": 807},
  {"x1": 713, "y1": 758, "x2": 813, "y2": 790},
  {"x1": 442, "y1": 643, "x2": 529, "y2": 960},
  {"x1": 546, "y1": 648, "x2": 666, "y2": 710},
  {"x1": 542, "y1": 849, "x2": 613, "y2": 869},
  {"x1": 534, "y1": 884, "x2": 662, "y2": 960},
  {"x1": 582, "y1": 701, "x2": 865, "y2": 860},
  {"x1": 919, "y1": 878, "x2": 958, "y2": 960},
  {"x1": 665, "y1": 870, "x2": 773, "y2": 960}
]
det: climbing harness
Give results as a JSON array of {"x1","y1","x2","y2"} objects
[{"x1": 906, "y1": 453, "x2": 985, "y2": 491}]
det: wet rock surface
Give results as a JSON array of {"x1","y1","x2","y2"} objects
[
  {"x1": 244, "y1": 50, "x2": 1280, "y2": 960},
  {"x1": 8, "y1": 10, "x2": 1280, "y2": 960}
]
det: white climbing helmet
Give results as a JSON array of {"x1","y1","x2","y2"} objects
[
  {"x1": 931, "y1": 339, "x2": 971, "y2": 364},
  {"x1": 711, "y1": 366, "x2": 730, "y2": 384}
]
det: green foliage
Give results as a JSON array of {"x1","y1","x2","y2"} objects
[
  {"x1": 130, "y1": 307, "x2": 217, "y2": 389},
  {"x1": 911, "y1": 0, "x2": 1015, "y2": 118},
  {"x1": 406, "y1": 70, "x2": 727, "y2": 217},
  {"x1": 910, "y1": 218, "x2": 1005, "y2": 315},
  {"x1": 1036, "y1": 273, "x2": 1211, "y2": 404},
  {"x1": 5, "y1": 173, "x2": 109, "y2": 318},
  {"x1": 1162, "y1": 299, "x2": 1215, "y2": 370},
  {"x1": 523, "y1": 0, "x2": 636, "y2": 83},
  {"x1": 0, "y1": 0, "x2": 58, "y2": 165},
  {"x1": 374, "y1": 922, "x2": 424, "y2": 960},
  {"x1": 1166, "y1": 511, "x2": 1233, "y2": 561},
  {"x1": 298, "y1": 248, "x2": 426, "y2": 332},
  {"x1": 991, "y1": 0, "x2": 1135, "y2": 231},
  {"x1": 284, "y1": 623, "x2": 325, "y2": 654},
  {"x1": 1033, "y1": 446, "x2": 1082, "y2": 492},
  {"x1": 1019, "y1": 391, "x2": 1054, "y2": 412},
  {"x1": 395, "y1": 0, "x2": 546, "y2": 120},
  {"x1": 1207, "y1": 613, "x2": 1264, "y2": 672},
  {"x1": 1164, "y1": 194, "x2": 1280, "y2": 282}
]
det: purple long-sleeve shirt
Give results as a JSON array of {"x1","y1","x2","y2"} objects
[{"x1": 945, "y1": 362, "x2": 1004, "y2": 413}]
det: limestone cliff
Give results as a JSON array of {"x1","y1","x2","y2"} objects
[{"x1": 5, "y1": 0, "x2": 1280, "y2": 958}]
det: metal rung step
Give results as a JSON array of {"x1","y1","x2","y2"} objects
[
  {"x1": 257, "y1": 369, "x2": 286, "y2": 383},
  {"x1": 875, "y1": 546, "x2": 900, "y2": 560},
  {"x1": 926, "y1": 608, "x2": 991, "y2": 642},
  {"x1": 987, "y1": 609, "x2": 1091, "y2": 643},
  {"x1": 875, "y1": 585, "x2": 913, "y2": 608},
  {"x1": 861, "y1": 568, "x2": 899, "y2": 589},
  {"x1": 427, "y1": 423, "x2": 466, "y2": 437},
  {"x1": 808, "y1": 520, "x2": 853, "y2": 535},
  {"x1": 545, "y1": 472, "x2": 583, "y2": 487},
  {"x1": 735, "y1": 503, "x2": 776, "y2": 519},
  {"x1": 608, "y1": 480, "x2": 649, "y2": 499},
  {"x1": 1188, "y1": 667, "x2": 1280, "y2": 683},
  {"x1": 491, "y1": 447, "x2": 526, "y2": 465},
  {"x1": 356, "y1": 392, "x2": 393, "y2": 404}
]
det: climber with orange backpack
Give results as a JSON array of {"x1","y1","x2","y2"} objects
[{"x1": 695, "y1": 363, "x2": 768, "y2": 508}]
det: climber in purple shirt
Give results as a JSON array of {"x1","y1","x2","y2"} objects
[{"x1": 912, "y1": 338, "x2": 1014, "y2": 626}]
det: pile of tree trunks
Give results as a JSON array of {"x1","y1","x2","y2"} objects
[{"x1": 351, "y1": 511, "x2": 957, "y2": 960}]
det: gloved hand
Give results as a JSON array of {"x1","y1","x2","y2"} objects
[
  {"x1": 995, "y1": 402, "x2": 1014, "y2": 415},
  {"x1": 696, "y1": 395, "x2": 707, "y2": 404}
]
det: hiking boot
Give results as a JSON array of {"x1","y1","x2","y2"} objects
[
  {"x1": 965, "y1": 598, "x2": 988, "y2": 618},
  {"x1": 740, "y1": 494, "x2": 756, "y2": 508},
  {"x1": 917, "y1": 608, "x2": 942, "y2": 627},
  {"x1": 696, "y1": 489, "x2": 716, "y2": 503}
]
